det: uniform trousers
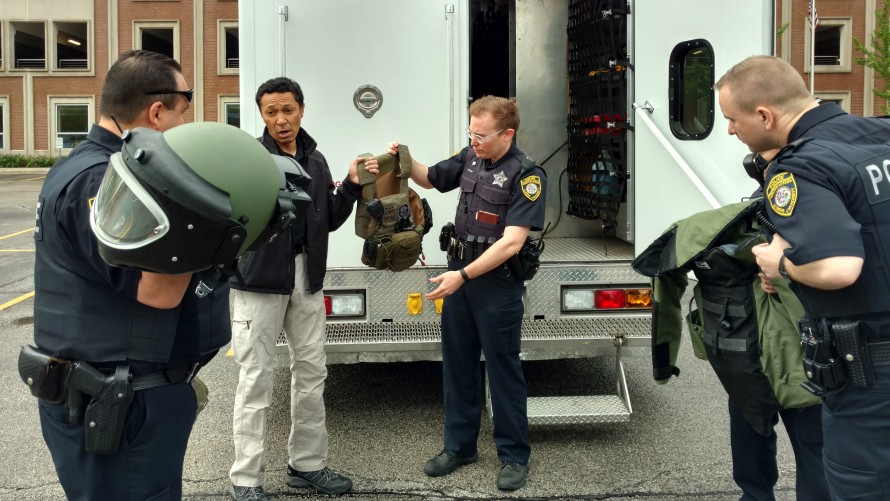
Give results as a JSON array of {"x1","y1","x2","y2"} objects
[
  {"x1": 821, "y1": 364, "x2": 890, "y2": 501},
  {"x1": 229, "y1": 254, "x2": 329, "y2": 487},
  {"x1": 39, "y1": 382, "x2": 197, "y2": 501},
  {"x1": 441, "y1": 261, "x2": 530, "y2": 464},
  {"x1": 728, "y1": 399, "x2": 829, "y2": 501}
]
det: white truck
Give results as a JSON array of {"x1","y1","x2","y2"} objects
[{"x1": 238, "y1": 0, "x2": 774, "y2": 424}]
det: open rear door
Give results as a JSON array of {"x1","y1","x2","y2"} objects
[
  {"x1": 631, "y1": 0, "x2": 774, "y2": 253},
  {"x1": 239, "y1": 1, "x2": 468, "y2": 266}
]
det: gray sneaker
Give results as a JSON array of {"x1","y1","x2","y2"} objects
[
  {"x1": 496, "y1": 461, "x2": 528, "y2": 491},
  {"x1": 286, "y1": 465, "x2": 353, "y2": 495},
  {"x1": 229, "y1": 483, "x2": 268, "y2": 501}
]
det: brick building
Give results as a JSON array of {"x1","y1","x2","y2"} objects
[
  {"x1": 0, "y1": 1, "x2": 886, "y2": 156},
  {"x1": 0, "y1": 0, "x2": 239, "y2": 155},
  {"x1": 777, "y1": 0, "x2": 887, "y2": 116}
]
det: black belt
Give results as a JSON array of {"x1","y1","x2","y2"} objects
[
  {"x1": 866, "y1": 340, "x2": 890, "y2": 366},
  {"x1": 131, "y1": 361, "x2": 202, "y2": 391}
]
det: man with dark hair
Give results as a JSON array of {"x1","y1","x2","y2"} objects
[
  {"x1": 228, "y1": 76, "x2": 372, "y2": 500},
  {"x1": 378, "y1": 95, "x2": 546, "y2": 491},
  {"x1": 29, "y1": 49, "x2": 217, "y2": 500},
  {"x1": 718, "y1": 55, "x2": 890, "y2": 500}
]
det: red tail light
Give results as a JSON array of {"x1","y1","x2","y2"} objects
[{"x1": 594, "y1": 289, "x2": 626, "y2": 309}]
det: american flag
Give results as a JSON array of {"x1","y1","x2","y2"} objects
[{"x1": 808, "y1": 0, "x2": 820, "y2": 29}]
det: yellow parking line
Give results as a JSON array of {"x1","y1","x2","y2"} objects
[
  {"x1": 0, "y1": 228, "x2": 34, "y2": 240},
  {"x1": 0, "y1": 176, "x2": 46, "y2": 184},
  {"x1": 226, "y1": 348, "x2": 234, "y2": 356},
  {"x1": 0, "y1": 291, "x2": 35, "y2": 311},
  {"x1": 0, "y1": 249, "x2": 34, "y2": 252}
]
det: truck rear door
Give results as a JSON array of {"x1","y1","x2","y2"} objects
[
  {"x1": 631, "y1": 0, "x2": 774, "y2": 252},
  {"x1": 239, "y1": 0, "x2": 469, "y2": 267}
]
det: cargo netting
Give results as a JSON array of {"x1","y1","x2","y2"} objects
[{"x1": 566, "y1": 0, "x2": 629, "y2": 232}]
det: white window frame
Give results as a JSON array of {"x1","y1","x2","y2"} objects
[
  {"x1": 53, "y1": 20, "x2": 91, "y2": 72},
  {"x1": 217, "y1": 20, "x2": 239, "y2": 75},
  {"x1": 815, "y1": 91, "x2": 851, "y2": 113},
  {"x1": 48, "y1": 96, "x2": 94, "y2": 155},
  {"x1": 0, "y1": 22, "x2": 5, "y2": 71},
  {"x1": 133, "y1": 21, "x2": 179, "y2": 63},
  {"x1": 11, "y1": 20, "x2": 47, "y2": 71},
  {"x1": 804, "y1": 17, "x2": 852, "y2": 74},
  {"x1": 0, "y1": 96, "x2": 10, "y2": 152},
  {"x1": 218, "y1": 95, "x2": 241, "y2": 128}
]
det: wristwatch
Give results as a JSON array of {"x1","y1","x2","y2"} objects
[{"x1": 778, "y1": 255, "x2": 793, "y2": 283}]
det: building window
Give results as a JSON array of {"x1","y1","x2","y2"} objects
[
  {"x1": 12, "y1": 21, "x2": 46, "y2": 69},
  {"x1": 0, "y1": 98, "x2": 8, "y2": 151},
  {"x1": 218, "y1": 96, "x2": 241, "y2": 128},
  {"x1": 668, "y1": 39, "x2": 714, "y2": 140},
  {"x1": 55, "y1": 22, "x2": 89, "y2": 70},
  {"x1": 0, "y1": 23, "x2": 4, "y2": 70},
  {"x1": 218, "y1": 21, "x2": 239, "y2": 74},
  {"x1": 50, "y1": 98, "x2": 94, "y2": 152},
  {"x1": 815, "y1": 92, "x2": 851, "y2": 113},
  {"x1": 134, "y1": 21, "x2": 179, "y2": 61},
  {"x1": 804, "y1": 18, "x2": 852, "y2": 73}
]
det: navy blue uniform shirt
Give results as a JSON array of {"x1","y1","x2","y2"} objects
[{"x1": 427, "y1": 144, "x2": 547, "y2": 231}]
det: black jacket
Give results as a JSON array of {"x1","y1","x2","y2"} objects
[{"x1": 230, "y1": 128, "x2": 360, "y2": 294}]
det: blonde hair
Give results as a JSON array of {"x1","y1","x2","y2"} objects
[
  {"x1": 715, "y1": 56, "x2": 811, "y2": 113},
  {"x1": 469, "y1": 95, "x2": 520, "y2": 131}
]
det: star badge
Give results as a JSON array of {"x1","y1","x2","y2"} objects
[{"x1": 492, "y1": 170, "x2": 507, "y2": 187}]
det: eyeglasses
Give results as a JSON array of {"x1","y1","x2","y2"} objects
[
  {"x1": 145, "y1": 88, "x2": 195, "y2": 103},
  {"x1": 466, "y1": 127, "x2": 505, "y2": 143}
]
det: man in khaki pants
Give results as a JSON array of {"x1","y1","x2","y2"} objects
[{"x1": 228, "y1": 77, "x2": 375, "y2": 501}]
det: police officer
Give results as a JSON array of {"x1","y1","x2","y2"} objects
[
  {"x1": 31, "y1": 50, "x2": 227, "y2": 500},
  {"x1": 717, "y1": 55, "x2": 890, "y2": 500},
  {"x1": 378, "y1": 95, "x2": 546, "y2": 491}
]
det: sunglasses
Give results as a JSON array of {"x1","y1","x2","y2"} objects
[{"x1": 145, "y1": 88, "x2": 195, "y2": 103}]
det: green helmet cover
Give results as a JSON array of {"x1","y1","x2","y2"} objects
[{"x1": 163, "y1": 122, "x2": 280, "y2": 255}]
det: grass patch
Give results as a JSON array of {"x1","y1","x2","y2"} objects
[{"x1": 0, "y1": 154, "x2": 60, "y2": 168}]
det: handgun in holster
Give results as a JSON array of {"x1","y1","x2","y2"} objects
[
  {"x1": 799, "y1": 318, "x2": 848, "y2": 396},
  {"x1": 67, "y1": 362, "x2": 134, "y2": 455}
]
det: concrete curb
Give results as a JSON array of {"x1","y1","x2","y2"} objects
[{"x1": 0, "y1": 168, "x2": 51, "y2": 174}]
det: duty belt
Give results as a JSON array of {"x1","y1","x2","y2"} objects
[
  {"x1": 132, "y1": 361, "x2": 202, "y2": 391},
  {"x1": 446, "y1": 235, "x2": 498, "y2": 262}
]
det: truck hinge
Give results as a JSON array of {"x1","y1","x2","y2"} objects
[
  {"x1": 445, "y1": 4, "x2": 454, "y2": 14},
  {"x1": 278, "y1": 5, "x2": 288, "y2": 21}
]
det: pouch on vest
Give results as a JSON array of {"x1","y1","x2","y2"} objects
[{"x1": 355, "y1": 145, "x2": 432, "y2": 271}]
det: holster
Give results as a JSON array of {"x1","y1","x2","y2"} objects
[
  {"x1": 17, "y1": 345, "x2": 72, "y2": 404},
  {"x1": 508, "y1": 237, "x2": 544, "y2": 281},
  {"x1": 799, "y1": 318, "x2": 848, "y2": 396},
  {"x1": 68, "y1": 362, "x2": 134, "y2": 455}
]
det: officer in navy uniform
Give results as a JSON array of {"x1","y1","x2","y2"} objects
[
  {"x1": 717, "y1": 55, "x2": 890, "y2": 500},
  {"x1": 378, "y1": 95, "x2": 546, "y2": 491},
  {"x1": 31, "y1": 50, "x2": 228, "y2": 500}
]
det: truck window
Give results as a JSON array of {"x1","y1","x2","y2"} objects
[{"x1": 669, "y1": 39, "x2": 714, "y2": 140}]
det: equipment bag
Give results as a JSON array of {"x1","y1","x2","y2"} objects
[{"x1": 356, "y1": 145, "x2": 432, "y2": 272}]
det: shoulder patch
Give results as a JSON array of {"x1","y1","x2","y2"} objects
[
  {"x1": 521, "y1": 175, "x2": 542, "y2": 202},
  {"x1": 766, "y1": 172, "x2": 797, "y2": 217}
]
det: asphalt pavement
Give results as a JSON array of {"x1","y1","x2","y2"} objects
[{"x1": 0, "y1": 169, "x2": 798, "y2": 500}]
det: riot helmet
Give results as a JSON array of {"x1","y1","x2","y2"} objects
[{"x1": 90, "y1": 122, "x2": 311, "y2": 274}]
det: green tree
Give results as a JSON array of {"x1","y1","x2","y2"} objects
[{"x1": 854, "y1": 0, "x2": 890, "y2": 114}]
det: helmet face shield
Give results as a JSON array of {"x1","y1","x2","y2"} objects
[
  {"x1": 88, "y1": 123, "x2": 312, "y2": 275},
  {"x1": 91, "y1": 152, "x2": 170, "y2": 249}
]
